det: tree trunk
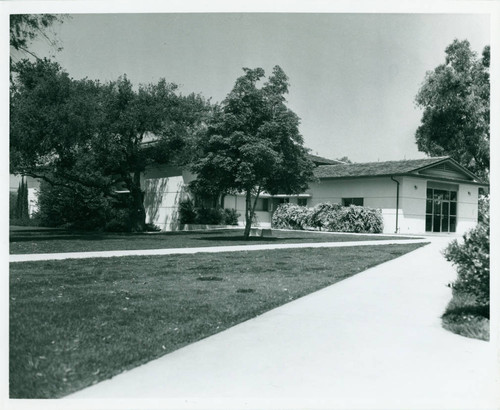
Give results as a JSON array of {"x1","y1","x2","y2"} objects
[
  {"x1": 243, "y1": 187, "x2": 262, "y2": 239},
  {"x1": 129, "y1": 171, "x2": 146, "y2": 232},
  {"x1": 243, "y1": 189, "x2": 252, "y2": 239}
]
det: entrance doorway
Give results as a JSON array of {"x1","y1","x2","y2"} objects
[{"x1": 425, "y1": 188, "x2": 457, "y2": 233}]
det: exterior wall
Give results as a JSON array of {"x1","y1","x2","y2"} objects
[
  {"x1": 307, "y1": 177, "x2": 399, "y2": 233},
  {"x1": 455, "y1": 183, "x2": 479, "y2": 235},
  {"x1": 398, "y1": 177, "x2": 478, "y2": 235},
  {"x1": 142, "y1": 165, "x2": 193, "y2": 231},
  {"x1": 223, "y1": 194, "x2": 272, "y2": 226},
  {"x1": 307, "y1": 176, "x2": 479, "y2": 235},
  {"x1": 140, "y1": 163, "x2": 481, "y2": 234},
  {"x1": 397, "y1": 176, "x2": 426, "y2": 235}
]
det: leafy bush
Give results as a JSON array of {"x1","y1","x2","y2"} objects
[
  {"x1": 36, "y1": 181, "x2": 110, "y2": 230},
  {"x1": 36, "y1": 180, "x2": 134, "y2": 232},
  {"x1": 272, "y1": 203, "x2": 311, "y2": 229},
  {"x1": 478, "y1": 194, "x2": 489, "y2": 224},
  {"x1": 179, "y1": 198, "x2": 240, "y2": 226},
  {"x1": 272, "y1": 202, "x2": 383, "y2": 233},
  {"x1": 304, "y1": 202, "x2": 342, "y2": 229},
  {"x1": 179, "y1": 198, "x2": 197, "y2": 224},
  {"x1": 195, "y1": 207, "x2": 223, "y2": 225},
  {"x1": 326, "y1": 205, "x2": 384, "y2": 233},
  {"x1": 222, "y1": 208, "x2": 240, "y2": 225},
  {"x1": 444, "y1": 207, "x2": 489, "y2": 306},
  {"x1": 104, "y1": 209, "x2": 131, "y2": 232}
]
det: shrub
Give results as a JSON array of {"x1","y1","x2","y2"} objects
[
  {"x1": 195, "y1": 207, "x2": 223, "y2": 225},
  {"x1": 326, "y1": 205, "x2": 384, "y2": 233},
  {"x1": 272, "y1": 203, "x2": 311, "y2": 230},
  {"x1": 179, "y1": 198, "x2": 197, "y2": 224},
  {"x1": 104, "y1": 209, "x2": 131, "y2": 232},
  {"x1": 222, "y1": 208, "x2": 240, "y2": 225},
  {"x1": 478, "y1": 194, "x2": 489, "y2": 224},
  {"x1": 444, "y1": 208, "x2": 489, "y2": 306},
  {"x1": 36, "y1": 181, "x2": 112, "y2": 230},
  {"x1": 304, "y1": 202, "x2": 342, "y2": 229},
  {"x1": 179, "y1": 199, "x2": 240, "y2": 226},
  {"x1": 272, "y1": 202, "x2": 383, "y2": 233},
  {"x1": 35, "y1": 180, "x2": 135, "y2": 231}
]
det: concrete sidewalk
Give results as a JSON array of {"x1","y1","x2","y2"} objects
[
  {"x1": 67, "y1": 237, "x2": 498, "y2": 409},
  {"x1": 10, "y1": 238, "x2": 429, "y2": 262}
]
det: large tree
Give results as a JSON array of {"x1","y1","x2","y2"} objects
[
  {"x1": 415, "y1": 39, "x2": 490, "y2": 179},
  {"x1": 191, "y1": 66, "x2": 315, "y2": 238},
  {"x1": 10, "y1": 59, "x2": 212, "y2": 231},
  {"x1": 10, "y1": 14, "x2": 66, "y2": 67}
]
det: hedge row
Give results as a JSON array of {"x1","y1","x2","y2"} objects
[{"x1": 271, "y1": 202, "x2": 383, "y2": 233}]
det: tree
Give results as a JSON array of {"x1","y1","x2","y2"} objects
[
  {"x1": 14, "y1": 176, "x2": 29, "y2": 221},
  {"x1": 336, "y1": 156, "x2": 352, "y2": 164},
  {"x1": 415, "y1": 39, "x2": 489, "y2": 179},
  {"x1": 10, "y1": 14, "x2": 65, "y2": 60},
  {"x1": 191, "y1": 66, "x2": 316, "y2": 238},
  {"x1": 10, "y1": 59, "x2": 212, "y2": 231}
]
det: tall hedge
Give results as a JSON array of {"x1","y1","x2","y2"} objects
[{"x1": 272, "y1": 202, "x2": 383, "y2": 233}]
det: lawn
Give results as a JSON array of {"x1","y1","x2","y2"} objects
[
  {"x1": 10, "y1": 242, "x2": 425, "y2": 398},
  {"x1": 441, "y1": 291, "x2": 489, "y2": 341},
  {"x1": 9, "y1": 227, "x2": 417, "y2": 255}
]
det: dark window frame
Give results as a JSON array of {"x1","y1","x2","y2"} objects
[
  {"x1": 297, "y1": 198, "x2": 308, "y2": 207},
  {"x1": 342, "y1": 197, "x2": 364, "y2": 206},
  {"x1": 425, "y1": 187, "x2": 457, "y2": 233}
]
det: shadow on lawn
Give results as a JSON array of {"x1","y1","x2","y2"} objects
[
  {"x1": 9, "y1": 227, "x2": 242, "y2": 243},
  {"x1": 195, "y1": 235, "x2": 283, "y2": 242}
]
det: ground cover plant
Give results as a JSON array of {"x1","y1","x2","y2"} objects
[
  {"x1": 10, "y1": 242, "x2": 425, "y2": 398},
  {"x1": 9, "y1": 227, "x2": 416, "y2": 255}
]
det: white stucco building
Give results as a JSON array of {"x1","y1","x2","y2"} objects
[{"x1": 141, "y1": 155, "x2": 487, "y2": 236}]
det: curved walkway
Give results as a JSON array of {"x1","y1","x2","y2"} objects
[{"x1": 66, "y1": 237, "x2": 498, "y2": 409}]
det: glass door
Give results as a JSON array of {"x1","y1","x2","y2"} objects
[{"x1": 426, "y1": 188, "x2": 457, "y2": 233}]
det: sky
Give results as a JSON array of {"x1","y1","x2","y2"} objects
[{"x1": 22, "y1": 12, "x2": 490, "y2": 163}]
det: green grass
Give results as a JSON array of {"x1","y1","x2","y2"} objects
[
  {"x1": 442, "y1": 291, "x2": 489, "y2": 341},
  {"x1": 10, "y1": 242, "x2": 425, "y2": 398},
  {"x1": 9, "y1": 227, "x2": 417, "y2": 255}
]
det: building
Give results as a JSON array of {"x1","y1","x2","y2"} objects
[{"x1": 142, "y1": 155, "x2": 487, "y2": 235}]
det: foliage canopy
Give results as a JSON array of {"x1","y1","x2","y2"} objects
[
  {"x1": 191, "y1": 66, "x2": 315, "y2": 237},
  {"x1": 415, "y1": 39, "x2": 490, "y2": 179},
  {"x1": 10, "y1": 59, "x2": 212, "y2": 231}
]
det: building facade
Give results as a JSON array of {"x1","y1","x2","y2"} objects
[{"x1": 141, "y1": 155, "x2": 486, "y2": 235}]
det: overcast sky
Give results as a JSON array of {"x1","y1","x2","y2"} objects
[{"x1": 25, "y1": 12, "x2": 490, "y2": 163}]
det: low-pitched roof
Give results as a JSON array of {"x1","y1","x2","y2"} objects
[
  {"x1": 307, "y1": 154, "x2": 344, "y2": 165},
  {"x1": 314, "y1": 156, "x2": 485, "y2": 184}
]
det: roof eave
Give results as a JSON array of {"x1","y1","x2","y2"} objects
[{"x1": 317, "y1": 173, "x2": 489, "y2": 186}]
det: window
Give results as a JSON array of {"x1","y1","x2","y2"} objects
[
  {"x1": 342, "y1": 197, "x2": 364, "y2": 206},
  {"x1": 278, "y1": 198, "x2": 289, "y2": 204},
  {"x1": 298, "y1": 198, "x2": 307, "y2": 207},
  {"x1": 254, "y1": 198, "x2": 270, "y2": 212}
]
